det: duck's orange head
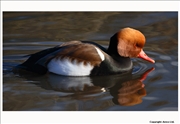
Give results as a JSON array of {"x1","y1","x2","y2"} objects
[{"x1": 109, "y1": 27, "x2": 155, "y2": 63}]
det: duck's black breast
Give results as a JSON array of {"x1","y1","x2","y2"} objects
[{"x1": 90, "y1": 54, "x2": 133, "y2": 76}]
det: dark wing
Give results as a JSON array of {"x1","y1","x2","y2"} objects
[{"x1": 17, "y1": 46, "x2": 62, "y2": 74}]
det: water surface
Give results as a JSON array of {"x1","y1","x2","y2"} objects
[{"x1": 3, "y1": 12, "x2": 178, "y2": 111}]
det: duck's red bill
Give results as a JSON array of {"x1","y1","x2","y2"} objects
[{"x1": 137, "y1": 50, "x2": 155, "y2": 63}]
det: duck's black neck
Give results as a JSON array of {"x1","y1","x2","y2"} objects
[{"x1": 107, "y1": 33, "x2": 119, "y2": 55}]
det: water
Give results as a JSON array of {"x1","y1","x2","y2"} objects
[{"x1": 3, "y1": 12, "x2": 178, "y2": 111}]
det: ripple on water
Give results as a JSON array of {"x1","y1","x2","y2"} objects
[
  {"x1": 159, "y1": 55, "x2": 172, "y2": 60},
  {"x1": 155, "y1": 63, "x2": 164, "y2": 68},
  {"x1": 143, "y1": 97, "x2": 158, "y2": 100},
  {"x1": 132, "y1": 60, "x2": 149, "y2": 75},
  {"x1": 171, "y1": 61, "x2": 178, "y2": 66}
]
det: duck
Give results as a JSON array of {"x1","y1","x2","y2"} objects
[{"x1": 16, "y1": 27, "x2": 155, "y2": 76}]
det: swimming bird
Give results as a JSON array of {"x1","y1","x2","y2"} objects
[{"x1": 16, "y1": 27, "x2": 155, "y2": 76}]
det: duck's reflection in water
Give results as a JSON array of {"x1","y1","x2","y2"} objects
[{"x1": 44, "y1": 67, "x2": 154, "y2": 106}]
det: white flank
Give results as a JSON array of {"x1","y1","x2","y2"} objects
[
  {"x1": 47, "y1": 58, "x2": 94, "y2": 76},
  {"x1": 94, "y1": 47, "x2": 105, "y2": 61}
]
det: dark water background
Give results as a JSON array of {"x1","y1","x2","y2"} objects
[{"x1": 3, "y1": 12, "x2": 178, "y2": 111}]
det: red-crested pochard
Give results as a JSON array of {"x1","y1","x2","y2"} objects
[{"x1": 17, "y1": 27, "x2": 155, "y2": 76}]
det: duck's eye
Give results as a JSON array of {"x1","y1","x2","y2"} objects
[
  {"x1": 136, "y1": 43, "x2": 140, "y2": 47},
  {"x1": 136, "y1": 43, "x2": 144, "y2": 48}
]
